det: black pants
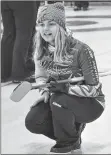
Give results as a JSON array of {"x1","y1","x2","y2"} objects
[
  {"x1": 1, "y1": 1, "x2": 38, "y2": 80},
  {"x1": 25, "y1": 93, "x2": 104, "y2": 143},
  {"x1": 26, "y1": 1, "x2": 40, "y2": 73}
]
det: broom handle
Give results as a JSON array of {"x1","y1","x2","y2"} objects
[
  {"x1": 32, "y1": 76, "x2": 84, "y2": 90},
  {"x1": 32, "y1": 71, "x2": 111, "y2": 90}
]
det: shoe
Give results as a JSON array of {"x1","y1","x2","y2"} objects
[
  {"x1": 12, "y1": 80, "x2": 22, "y2": 84},
  {"x1": 74, "y1": 7, "x2": 81, "y2": 11},
  {"x1": 50, "y1": 139, "x2": 81, "y2": 153},
  {"x1": 83, "y1": 7, "x2": 88, "y2": 11},
  {"x1": 50, "y1": 152, "x2": 70, "y2": 154},
  {"x1": 25, "y1": 76, "x2": 35, "y2": 83}
]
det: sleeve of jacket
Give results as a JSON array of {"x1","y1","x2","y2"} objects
[
  {"x1": 68, "y1": 44, "x2": 101, "y2": 97},
  {"x1": 78, "y1": 44, "x2": 99, "y2": 85},
  {"x1": 34, "y1": 59, "x2": 48, "y2": 85}
]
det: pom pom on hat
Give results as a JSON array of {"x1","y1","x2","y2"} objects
[{"x1": 37, "y1": 2, "x2": 66, "y2": 30}]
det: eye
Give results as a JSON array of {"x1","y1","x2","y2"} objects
[{"x1": 39, "y1": 23, "x2": 44, "y2": 27}]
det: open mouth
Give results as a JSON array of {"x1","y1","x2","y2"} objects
[{"x1": 44, "y1": 33, "x2": 52, "y2": 36}]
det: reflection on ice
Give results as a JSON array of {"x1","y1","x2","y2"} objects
[{"x1": 20, "y1": 141, "x2": 111, "y2": 154}]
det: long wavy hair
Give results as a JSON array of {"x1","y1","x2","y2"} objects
[{"x1": 33, "y1": 24, "x2": 73, "y2": 65}]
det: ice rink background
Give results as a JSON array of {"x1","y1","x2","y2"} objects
[{"x1": 1, "y1": 5, "x2": 111, "y2": 154}]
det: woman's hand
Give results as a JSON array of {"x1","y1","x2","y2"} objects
[
  {"x1": 30, "y1": 91, "x2": 49, "y2": 108},
  {"x1": 42, "y1": 91, "x2": 49, "y2": 103}
]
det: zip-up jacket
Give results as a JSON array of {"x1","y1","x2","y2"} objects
[{"x1": 34, "y1": 36, "x2": 105, "y2": 108}]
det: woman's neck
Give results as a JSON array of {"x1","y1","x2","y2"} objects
[
  {"x1": 49, "y1": 42, "x2": 55, "y2": 47},
  {"x1": 47, "y1": 39, "x2": 55, "y2": 47}
]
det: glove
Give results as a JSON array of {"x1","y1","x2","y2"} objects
[
  {"x1": 48, "y1": 81, "x2": 69, "y2": 94},
  {"x1": 46, "y1": 76, "x2": 56, "y2": 83}
]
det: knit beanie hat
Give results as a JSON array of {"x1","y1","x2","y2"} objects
[{"x1": 37, "y1": 2, "x2": 66, "y2": 30}]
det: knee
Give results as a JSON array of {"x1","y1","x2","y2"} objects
[
  {"x1": 25, "y1": 111, "x2": 46, "y2": 134},
  {"x1": 25, "y1": 115, "x2": 37, "y2": 133},
  {"x1": 25, "y1": 113, "x2": 43, "y2": 134}
]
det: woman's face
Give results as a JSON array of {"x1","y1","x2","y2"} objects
[{"x1": 38, "y1": 20, "x2": 58, "y2": 46}]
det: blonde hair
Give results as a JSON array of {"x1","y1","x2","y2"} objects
[{"x1": 33, "y1": 25, "x2": 73, "y2": 65}]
